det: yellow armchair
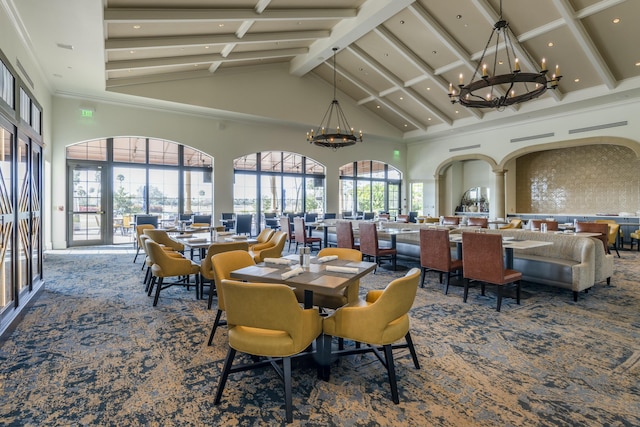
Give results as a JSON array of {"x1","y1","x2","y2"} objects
[
  {"x1": 200, "y1": 241, "x2": 250, "y2": 309},
  {"x1": 215, "y1": 279, "x2": 322, "y2": 424},
  {"x1": 499, "y1": 219, "x2": 522, "y2": 229},
  {"x1": 145, "y1": 240, "x2": 200, "y2": 306},
  {"x1": 322, "y1": 268, "x2": 421, "y2": 404},
  {"x1": 248, "y1": 228, "x2": 275, "y2": 250},
  {"x1": 250, "y1": 231, "x2": 287, "y2": 262},
  {"x1": 143, "y1": 228, "x2": 184, "y2": 252}
]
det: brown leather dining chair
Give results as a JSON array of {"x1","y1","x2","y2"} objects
[
  {"x1": 336, "y1": 221, "x2": 359, "y2": 250},
  {"x1": 461, "y1": 232, "x2": 522, "y2": 312},
  {"x1": 419, "y1": 228, "x2": 463, "y2": 294},
  {"x1": 279, "y1": 216, "x2": 296, "y2": 251},
  {"x1": 442, "y1": 216, "x2": 460, "y2": 226},
  {"x1": 575, "y1": 222, "x2": 610, "y2": 254},
  {"x1": 358, "y1": 222, "x2": 396, "y2": 271},
  {"x1": 293, "y1": 217, "x2": 322, "y2": 252},
  {"x1": 467, "y1": 217, "x2": 488, "y2": 228}
]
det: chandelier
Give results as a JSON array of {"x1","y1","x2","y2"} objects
[
  {"x1": 448, "y1": 0, "x2": 561, "y2": 110},
  {"x1": 306, "y1": 47, "x2": 363, "y2": 149}
]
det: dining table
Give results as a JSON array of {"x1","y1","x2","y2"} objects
[{"x1": 175, "y1": 232, "x2": 258, "y2": 259}]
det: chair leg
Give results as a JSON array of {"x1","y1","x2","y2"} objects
[
  {"x1": 214, "y1": 347, "x2": 236, "y2": 405},
  {"x1": 496, "y1": 285, "x2": 502, "y2": 312},
  {"x1": 463, "y1": 278, "x2": 470, "y2": 303},
  {"x1": 147, "y1": 276, "x2": 156, "y2": 296},
  {"x1": 516, "y1": 281, "x2": 521, "y2": 305},
  {"x1": 405, "y1": 332, "x2": 420, "y2": 369},
  {"x1": 383, "y1": 344, "x2": 399, "y2": 404},
  {"x1": 134, "y1": 247, "x2": 140, "y2": 263},
  {"x1": 207, "y1": 279, "x2": 216, "y2": 310},
  {"x1": 444, "y1": 272, "x2": 450, "y2": 295},
  {"x1": 153, "y1": 277, "x2": 164, "y2": 306},
  {"x1": 283, "y1": 356, "x2": 293, "y2": 424},
  {"x1": 208, "y1": 309, "x2": 224, "y2": 346},
  {"x1": 420, "y1": 267, "x2": 426, "y2": 288}
]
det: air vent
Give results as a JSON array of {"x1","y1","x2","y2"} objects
[
  {"x1": 449, "y1": 144, "x2": 480, "y2": 152},
  {"x1": 510, "y1": 133, "x2": 554, "y2": 143},
  {"x1": 569, "y1": 121, "x2": 627, "y2": 134},
  {"x1": 15, "y1": 59, "x2": 33, "y2": 88}
]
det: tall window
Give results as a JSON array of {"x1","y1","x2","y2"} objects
[
  {"x1": 0, "y1": 59, "x2": 14, "y2": 108},
  {"x1": 233, "y1": 151, "x2": 325, "y2": 228},
  {"x1": 339, "y1": 160, "x2": 402, "y2": 216},
  {"x1": 67, "y1": 137, "x2": 213, "y2": 244},
  {"x1": 410, "y1": 182, "x2": 424, "y2": 216}
]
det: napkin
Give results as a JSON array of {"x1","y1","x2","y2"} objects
[
  {"x1": 317, "y1": 255, "x2": 338, "y2": 263},
  {"x1": 186, "y1": 237, "x2": 206, "y2": 243},
  {"x1": 325, "y1": 265, "x2": 359, "y2": 274},
  {"x1": 281, "y1": 267, "x2": 304, "y2": 280},
  {"x1": 264, "y1": 257, "x2": 292, "y2": 265},
  {"x1": 230, "y1": 235, "x2": 247, "y2": 239}
]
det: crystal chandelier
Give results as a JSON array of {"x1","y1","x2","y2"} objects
[
  {"x1": 306, "y1": 48, "x2": 363, "y2": 149},
  {"x1": 448, "y1": 0, "x2": 562, "y2": 110}
]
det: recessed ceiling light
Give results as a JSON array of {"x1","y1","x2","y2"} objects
[
  {"x1": 399, "y1": 97, "x2": 404, "y2": 101},
  {"x1": 400, "y1": 20, "x2": 405, "y2": 25},
  {"x1": 548, "y1": 42, "x2": 554, "y2": 47},
  {"x1": 498, "y1": 60, "x2": 504, "y2": 65},
  {"x1": 404, "y1": 124, "x2": 408, "y2": 127},
  {"x1": 455, "y1": 110, "x2": 459, "y2": 114},
  {"x1": 205, "y1": 46, "x2": 209, "y2": 49},
  {"x1": 129, "y1": 50, "x2": 135, "y2": 54},
  {"x1": 133, "y1": 25, "x2": 141, "y2": 29},
  {"x1": 376, "y1": 105, "x2": 381, "y2": 109},
  {"x1": 613, "y1": 18, "x2": 621, "y2": 24},
  {"x1": 574, "y1": 78, "x2": 580, "y2": 82},
  {"x1": 456, "y1": 15, "x2": 462, "y2": 19},
  {"x1": 428, "y1": 117, "x2": 432, "y2": 121},
  {"x1": 635, "y1": 62, "x2": 640, "y2": 67},
  {"x1": 218, "y1": 24, "x2": 224, "y2": 27},
  {"x1": 427, "y1": 87, "x2": 431, "y2": 91}
]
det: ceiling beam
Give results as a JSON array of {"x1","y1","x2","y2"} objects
[
  {"x1": 106, "y1": 48, "x2": 306, "y2": 71},
  {"x1": 553, "y1": 0, "x2": 616, "y2": 89},
  {"x1": 103, "y1": 8, "x2": 356, "y2": 23},
  {"x1": 105, "y1": 30, "x2": 330, "y2": 50},
  {"x1": 289, "y1": 0, "x2": 416, "y2": 77}
]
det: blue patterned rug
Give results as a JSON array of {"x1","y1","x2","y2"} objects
[{"x1": 0, "y1": 246, "x2": 638, "y2": 426}]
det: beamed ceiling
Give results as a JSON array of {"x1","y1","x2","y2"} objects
[{"x1": 7, "y1": 0, "x2": 640, "y2": 141}]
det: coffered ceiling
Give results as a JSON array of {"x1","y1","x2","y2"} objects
[{"x1": 7, "y1": 0, "x2": 640, "y2": 140}]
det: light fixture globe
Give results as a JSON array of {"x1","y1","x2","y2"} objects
[
  {"x1": 306, "y1": 48, "x2": 363, "y2": 149},
  {"x1": 448, "y1": 1, "x2": 561, "y2": 110}
]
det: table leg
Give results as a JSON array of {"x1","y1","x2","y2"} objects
[
  {"x1": 323, "y1": 227, "x2": 328, "y2": 248},
  {"x1": 304, "y1": 289, "x2": 313, "y2": 309}
]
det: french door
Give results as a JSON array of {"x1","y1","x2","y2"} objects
[{"x1": 68, "y1": 163, "x2": 108, "y2": 246}]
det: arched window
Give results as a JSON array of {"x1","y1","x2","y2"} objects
[
  {"x1": 233, "y1": 151, "x2": 325, "y2": 230},
  {"x1": 339, "y1": 160, "x2": 402, "y2": 218},
  {"x1": 66, "y1": 137, "x2": 212, "y2": 245}
]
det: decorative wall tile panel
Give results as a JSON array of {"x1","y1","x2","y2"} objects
[{"x1": 516, "y1": 145, "x2": 640, "y2": 214}]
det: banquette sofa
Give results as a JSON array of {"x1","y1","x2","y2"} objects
[{"x1": 314, "y1": 220, "x2": 613, "y2": 301}]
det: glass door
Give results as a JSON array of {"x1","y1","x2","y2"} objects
[
  {"x1": 0, "y1": 123, "x2": 14, "y2": 313},
  {"x1": 68, "y1": 163, "x2": 107, "y2": 246}
]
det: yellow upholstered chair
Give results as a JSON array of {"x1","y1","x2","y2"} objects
[
  {"x1": 422, "y1": 217, "x2": 441, "y2": 224},
  {"x1": 293, "y1": 247, "x2": 362, "y2": 309},
  {"x1": 248, "y1": 228, "x2": 275, "y2": 250},
  {"x1": 207, "y1": 250, "x2": 256, "y2": 345},
  {"x1": 322, "y1": 268, "x2": 421, "y2": 404},
  {"x1": 594, "y1": 219, "x2": 621, "y2": 257},
  {"x1": 200, "y1": 241, "x2": 250, "y2": 309},
  {"x1": 214, "y1": 279, "x2": 322, "y2": 424},
  {"x1": 499, "y1": 219, "x2": 522, "y2": 229},
  {"x1": 145, "y1": 240, "x2": 201, "y2": 306},
  {"x1": 134, "y1": 224, "x2": 156, "y2": 263},
  {"x1": 630, "y1": 229, "x2": 640, "y2": 251},
  {"x1": 250, "y1": 231, "x2": 287, "y2": 262},
  {"x1": 143, "y1": 228, "x2": 184, "y2": 252},
  {"x1": 140, "y1": 234, "x2": 184, "y2": 291}
]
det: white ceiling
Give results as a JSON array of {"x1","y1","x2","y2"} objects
[{"x1": 6, "y1": 0, "x2": 640, "y2": 141}]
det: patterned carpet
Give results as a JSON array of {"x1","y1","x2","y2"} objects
[{"x1": 0, "y1": 245, "x2": 638, "y2": 426}]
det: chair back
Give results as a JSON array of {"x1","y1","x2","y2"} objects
[
  {"x1": 293, "y1": 217, "x2": 308, "y2": 245},
  {"x1": 500, "y1": 219, "x2": 522, "y2": 229},
  {"x1": 462, "y1": 232, "x2": 505, "y2": 284},
  {"x1": 363, "y1": 212, "x2": 375, "y2": 220},
  {"x1": 336, "y1": 221, "x2": 356, "y2": 249},
  {"x1": 201, "y1": 241, "x2": 250, "y2": 280},
  {"x1": 419, "y1": 228, "x2": 452, "y2": 272},
  {"x1": 575, "y1": 222, "x2": 609, "y2": 252},
  {"x1": 143, "y1": 228, "x2": 184, "y2": 252},
  {"x1": 252, "y1": 231, "x2": 288, "y2": 262},
  {"x1": 255, "y1": 228, "x2": 275, "y2": 244},
  {"x1": 323, "y1": 213, "x2": 337, "y2": 219},
  {"x1": 304, "y1": 212, "x2": 318, "y2": 223},
  {"x1": 358, "y1": 222, "x2": 380, "y2": 256},
  {"x1": 531, "y1": 219, "x2": 558, "y2": 231},
  {"x1": 235, "y1": 214, "x2": 253, "y2": 235},
  {"x1": 146, "y1": 240, "x2": 191, "y2": 278},
  {"x1": 318, "y1": 247, "x2": 362, "y2": 262},
  {"x1": 408, "y1": 212, "x2": 418, "y2": 223},
  {"x1": 280, "y1": 216, "x2": 294, "y2": 240},
  {"x1": 220, "y1": 279, "x2": 321, "y2": 355},
  {"x1": 442, "y1": 216, "x2": 460, "y2": 226},
  {"x1": 378, "y1": 213, "x2": 390, "y2": 221},
  {"x1": 135, "y1": 215, "x2": 159, "y2": 227},
  {"x1": 211, "y1": 250, "x2": 256, "y2": 310},
  {"x1": 136, "y1": 224, "x2": 156, "y2": 249},
  {"x1": 191, "y1": 214, "x2": 211, "y2": 225},
  {"x1": 594, "y1": 219, "x2": 620, "y2": 245},
  {"x1": 467, "y1": 217, "x2": 488, "y2": 228},
  {"x1": 396, "y1": 214, "x2": 409, "y2": 223}
]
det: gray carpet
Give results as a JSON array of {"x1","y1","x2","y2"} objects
[{"x1": 0, "y1": 246, "x2": 638, "y2": 426}]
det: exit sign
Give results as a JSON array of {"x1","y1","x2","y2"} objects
[{"x1": 80, "y1": 109, "x2": 93, "y2": 118}]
